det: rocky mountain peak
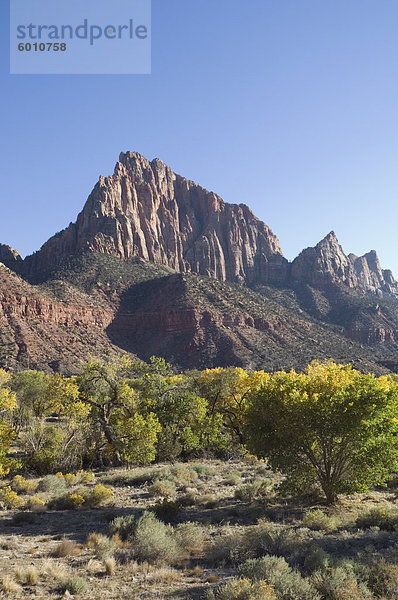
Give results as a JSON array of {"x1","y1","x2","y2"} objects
[
  {"x1": 291, "y1": 233, "x2": 398, "y2": 297},
  {"x1": 11, "y1": 151, "x2": 398, "y2": 300},
  {"x1": 23, "y1": 151, "x2": 286, "y2": 285},
  {"x1": 291, "y1": 231, "x2": 356, "y2": 288},
  {"x1": 320, "y1": 230, "x2": 337, "y2": 243}
]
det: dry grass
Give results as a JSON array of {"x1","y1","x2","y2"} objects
[
  {"x1": 0, "y1": 535, "x2": 19, "y2": 551},
  {"x1": 14, "y1": 565, "x2": 39, "y2": 585},
  {"x1": 192, "y1": 565, "x2": 204, "y2": 577},
  {"x1": 40, "y1": 559, "x2": 71, "y2": 581},
  {"x1": 104, "y1": 556, "x2": 116, "y2": 576},
  {"x1": 52, "y1": 537, "x2": 80, "y2": 557},
  {"x1": 1, "y1": 460, "x2": 398, "y2": 599},
  {"x1": 1, "y1": 575, "x2": 22, "y2": 595},
  {"x1": 146, "y1": 567, "x2": 183, "y2": 584}
]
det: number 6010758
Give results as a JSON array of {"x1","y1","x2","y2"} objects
[{"x1": 18, "y1": 42, "x2": 67, "y2": 51}]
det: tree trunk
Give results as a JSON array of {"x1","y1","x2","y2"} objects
[
  {"x1": 321, "y1": 480, "x2": 338, "y2": 504},
  {"x1": 101, "y1": 420, "x2": 122, "y2": 466}
]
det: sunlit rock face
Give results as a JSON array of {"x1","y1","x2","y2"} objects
[{"x1": 24, "y1": 151, "x2": 287, "y2": 285}]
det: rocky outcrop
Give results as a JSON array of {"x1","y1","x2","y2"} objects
[
  {"x1": 349, "y1": 251, "x2": 398, "y2": 296},
  {"x1": 24, "y1": 152, "x2": 287, "y2": 285},
  {"x1": 345, "y1": 327, "x2": 397, "y2": 345},
  {"x1": 0, "y1": 244, "x2": 22, "y2": 270},
  {"x1": 291, "y1": 232, "x2": 356, "y2": 288},
  {"x1": 291, "y1": 232, "x2": 398, "y2": 297}
]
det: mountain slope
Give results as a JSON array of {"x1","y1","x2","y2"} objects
[
  {"x1": 1, "y1": 151, "x2": 398, "y2": 374},
  {"x1": 106, "y1": 269, "x2": 398, "y2": 373},
  {"x1": 0, "y1": 261, "x2": 122, "y2": 373}
]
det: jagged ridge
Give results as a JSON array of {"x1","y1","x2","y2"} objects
[{"x1": 290, "y1": 231, "x2": 398, "y2": 298}]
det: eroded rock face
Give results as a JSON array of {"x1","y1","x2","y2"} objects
[
  {"x1": 291, "y1": 232, "x2": 398, "y2": 297},
  {"x1": 24, "y1": 152, "x2": 287, "y2": 285},
  {"x1": 349, "y1": 251, "x2": 398, "y2": 296},
  {"x1": 0, "y1": 244, "x2": 22, "y2": 270},
  {"x1": 345, "y1": 327, "x2": 397, "y2": 345},
  {"x1": 0, "y1": 263, "x2": 117, "y2": 373}
]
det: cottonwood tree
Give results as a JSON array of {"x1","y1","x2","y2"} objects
[
  {"x1": 77, "y1": 358, "x2": 160, "y2": 465},
  {"x1": 245, "y1": 361, "x2": 398, "y2": 503},
  {"x1": 10, "y1": 370, "x2": 51, "y2": 431},
  {"x1": 134, "y1": 372, "x2": 220, "y2": 460},
  {"x1": 192, "y1": 367, "x2": 270, "y2": 445},
  {"x1": 20, "y1": 374, "x2": 89, "y2": 473}
]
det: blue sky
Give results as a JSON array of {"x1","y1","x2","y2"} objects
[{"x1": 1, "y1": 0, "x2": 398, "y2": 275}]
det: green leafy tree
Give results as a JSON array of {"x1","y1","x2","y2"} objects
[
  {"x1": 18, "y1": 373, "x2": 89, "y2": 474},
  {"x1": 245, "y1": 361, "x2": 398, "y2": 503},
  {"x1": 192, "y1": 367, "x2": 270, "y2": 445},
  {"x1": 10, "y1": 370, "x2": 51, "y2": 430},
  {"x1": 77, "y1": 358, "x2": 160, "y2": 466},
  {"x1": 129, "y1": 366, "x2": 222, "y2": 460}
]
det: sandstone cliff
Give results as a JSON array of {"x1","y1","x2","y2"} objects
[
  {"x1": 290, "y1": 231, "x2": 398, "y2": 297},
  {"x1": 24, "y1": 152, "x2": 287, "y2": 285},
  {"x1": 21, "y1": 152, "x2": 398, "y2": 300}
]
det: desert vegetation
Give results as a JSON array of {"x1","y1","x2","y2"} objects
[{"x1": 1, "y1": 358, "x2": 398, "y2": 598}]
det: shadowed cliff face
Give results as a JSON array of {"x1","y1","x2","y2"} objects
[
  {"x1": 0, "y1": 244, "x2": 22, "y2": 270},
  {"x1": 24, "y1": 152, "x2": 287, "y2": 285}
]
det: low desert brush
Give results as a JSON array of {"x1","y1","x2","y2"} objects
[
  {"x1": 0, "y1": 486, "x2": 24, "y2": 509},
  {"x1": 239, "y1": 555, "x2": 321, "y2": 600},
  {"x1": 311, "y1": 564, "x2": 372, "y2": 600},
  {"x1": 25, "y1": 495, "x2": 46, "y2": 510},
  {"x1": 175, "y1": 521, "x2": 205, "y2": 553},
  {"x1": 60, "y1": 576, "x2": 88, "y2": 595},
  {"x1": 37, "y1": 474, "x2": 66, "y2": 496},
  {"x1": 249, "y1": 520, "x2": 300, "y2": 558},
  {"x1": 64, "y1": 473, "x2": 78, "y2": 487},
  {"x1": 84, "y1": 484, "x2": 113, "y2": 508},
  {"x1": 148, "y1": 479, "x2": 177, "y2": 498},
  {"x1": 86, "y1": 532, "x2": 115, "y2": 559},
  {"x1": 109, "y1": 514, "x2": 136, "y2": 540},
  {"x1": 133, "y1": 511, "x2": 180, "y2": 565},
  {"x1": 206, "y1": 577, "x2": 276, "y2": 600},
  {"x1": 234, "y1": 480, "x2": 272, "y2": 503},
  {"x1": 76, "y1": 469, "x2": 95, "y2": 484},
  {"x1": 366, "y1": 558, "x2": 398, "y2": 598},
  {"x1": 152, "y1": 499, "x2": 181, "y2": 522},
  {"x1": 302, "y1": 509, "x2": 340, "y2": 533},
  {"x1": 12, "y1": 475, "x2": 38, "y2": 495},
  {"x1": 355, "y1": 507, "x2": 398, "y2": 531}
]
